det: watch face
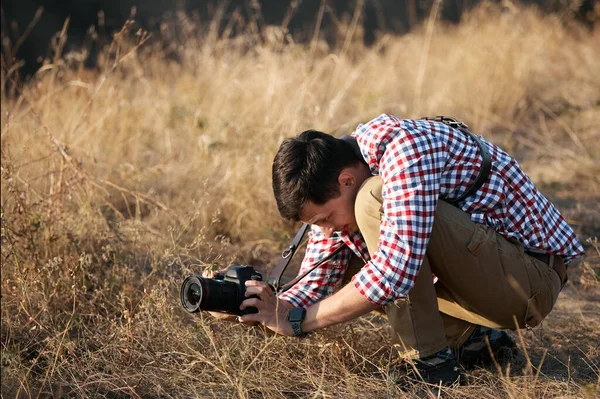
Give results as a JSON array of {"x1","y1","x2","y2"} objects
[{"x1": 288, "y1": 307, "x2": 306, "y2": 323}]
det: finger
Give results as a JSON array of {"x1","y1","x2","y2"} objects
[
  {"x1": 245, "y1": 280, "x2": 269, "y2": 288},
  {"x1": 244, "y1": 286, "x2": 262, "y2": 297},
  {"x1": 245, "y1": 286, "x2": 273, "y2": 299},
  {"x1": 238, "y1": 313, "x2": 261, "y2": 324},
  {"x1": 207, "y1": 311, "x2": 237, "y2": 322},
  {"x1": 236, "y1": 316, "x2": 259, "y2": 326},
  {"x1": 240, "y1": 297, "x2": 262, "y2": 311}
]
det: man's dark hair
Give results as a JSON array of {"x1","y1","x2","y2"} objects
[{"x1": 272, "y1": 130, "x2": 363, "y2": 221}]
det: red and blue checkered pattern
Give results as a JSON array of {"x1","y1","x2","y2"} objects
[{"x1": 279, "y1": 114, "x2": 585, "y2": 307}]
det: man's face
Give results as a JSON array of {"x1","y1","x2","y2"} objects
[{"x1": 299, "y1": 179, "x2": 358, "y2": 238}]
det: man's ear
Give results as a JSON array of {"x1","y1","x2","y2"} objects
[{"x1": 338, "y1": 169, "x2": 355, "y2": 189}]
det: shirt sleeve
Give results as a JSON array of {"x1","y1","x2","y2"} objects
[
  {"x1": 351, "y1": 123, "x2": 446, "y2": 305},
  {"x1": 278, "y1": 225, "x2": 352, "y2": 308}
]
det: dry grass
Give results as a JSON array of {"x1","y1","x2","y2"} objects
[{"x1": 1, "y1": 2, "x2": 600, "y2": 398}]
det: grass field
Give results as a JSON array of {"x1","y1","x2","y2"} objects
[{"x1": 1, "y1": 3, "x2": 599, "y2": 398}]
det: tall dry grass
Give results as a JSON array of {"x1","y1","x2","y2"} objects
[{"x1": 1, "y1": 2, "x2": 599, "y2": 398}]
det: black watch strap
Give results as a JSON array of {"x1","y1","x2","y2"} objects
[{"x1": 287, "y1": 307, "x2": 306, "y2": 337}]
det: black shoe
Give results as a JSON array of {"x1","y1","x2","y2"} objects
[
  {"x1": 409, "y1": 347, "x2": 466, "y2": 386},
  {"x1": 410, "y1": 358, "x2": 466, "y2": 387},
  {"x1": 455, "y1": 326, "x2": 519, "y2": 369}
]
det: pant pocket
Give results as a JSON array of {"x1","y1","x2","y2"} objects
[
  {"x1": 466, "y1": 223, "x2": 493, "y2": 256},
  {"x1": 524, "y1": 290, "x2": 555, "y2": 328}
]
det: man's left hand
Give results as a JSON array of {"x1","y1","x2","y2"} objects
[{"x1": 239, "y1": 280, "x2": 295, "y2": 336}]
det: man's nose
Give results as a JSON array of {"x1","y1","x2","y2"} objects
[{"x1": 320, "y1": 226, "x2": 335, "y2": 238}]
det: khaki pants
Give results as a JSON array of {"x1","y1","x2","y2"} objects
[{"x1": 348, "y1": 176, "x2": 564, "y2": 359}]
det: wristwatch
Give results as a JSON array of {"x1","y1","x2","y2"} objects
[{"x1": 287, "y1": 307, "x2": 306, "y2": 337}]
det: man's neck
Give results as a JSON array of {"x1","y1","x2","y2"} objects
[{"x1": 355, "y1": 162, "x2": 373, "y2": 189}]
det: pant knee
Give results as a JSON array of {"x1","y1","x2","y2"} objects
[
  {"x1": 355, "y1": 176, "x2": 383, "y2": 226},
  {"x1": 354, "y1": 176, "x2": 384, "y2": 254}
]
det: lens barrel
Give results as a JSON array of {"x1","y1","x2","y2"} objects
[
  {"x1": 180, "y1": 275, "x2": 241, "y2": 314},
  {"x1": 180, "y1": 276, "x2": 204, "y2": 313}
]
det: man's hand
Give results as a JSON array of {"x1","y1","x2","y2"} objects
[{"x1": 239, "y1": 280, "x2": 295, "y2": 336}]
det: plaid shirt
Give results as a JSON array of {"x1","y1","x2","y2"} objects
[{"x1": 279, "y1": 114, "x2": 585, "y2": 307}]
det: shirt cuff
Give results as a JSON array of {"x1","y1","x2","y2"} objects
[
  {"x1": 277, "y1": 294, "x2": 299, "y2": 308},
  {"x1": 278, "y1": 290, "x2": 305, "y2": 308},
  {"x1": 351, "y1": 260, "x2": 399, "y2": 306}
]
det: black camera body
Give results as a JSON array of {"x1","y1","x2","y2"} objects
[{"x1": 180, "y1": 265, "x2": 263, "y2": 316}]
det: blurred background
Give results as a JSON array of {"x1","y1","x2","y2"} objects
[
  {"x1": 1, "y1": 1, "x2": 599, "y2": 398},
  {"x1": 2, "y1": 1, "x2": 598, "y2": 82}
]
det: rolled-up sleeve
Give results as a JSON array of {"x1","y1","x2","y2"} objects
[{"x1": 278, "y1": 225, "x2": 353, "y2": 308}]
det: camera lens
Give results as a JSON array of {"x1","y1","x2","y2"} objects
[
  {"x1": 180, "y1": 276, "x2": 205, "y2": 313},
  {"x1": 188, "y1": 283, "x2": 202, "y2": 306},
  {"x1": 180, "y1": 275, "x2": 241, "y2": 314}
]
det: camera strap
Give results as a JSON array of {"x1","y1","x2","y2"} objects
[
  {"x1": 268, "y1": 116, "x2": 492, "y2": 293},
  {"x1": 268, "y1": 224, "x2": 347, "y2": 293},
  {"x1": 420, "y1": 116, "x2": 492, "y2": 205},
  {"x1": 267, "y1": 223, "x2": 310, "y2": 291}
]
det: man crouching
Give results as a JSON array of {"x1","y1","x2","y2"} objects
[{"x1": 236, "y1": 114, "x2": 584, "y2": 386}]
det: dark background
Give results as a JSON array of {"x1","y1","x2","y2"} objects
[{"x1": 1, "y1": 0, "x2": 597, "y2": 81}]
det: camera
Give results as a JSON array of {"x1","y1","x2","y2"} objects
[{"x1": 180, "y1": 265, "x2": 263, "y2": 316}]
